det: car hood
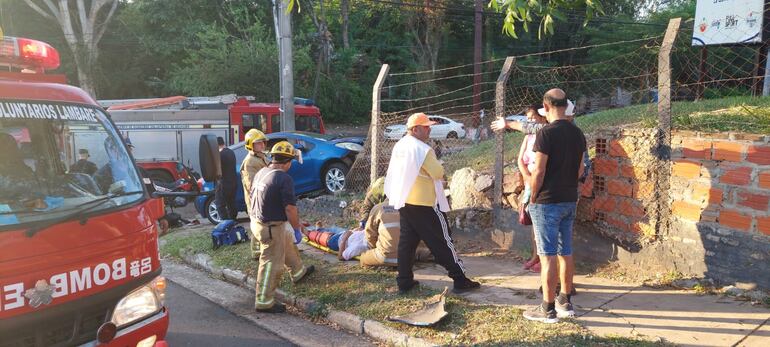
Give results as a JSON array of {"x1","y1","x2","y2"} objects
[{"x1": 330, "y1": 137, "x2": 365, "y2": 146}]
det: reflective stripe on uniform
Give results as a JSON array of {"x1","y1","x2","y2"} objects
[
  {"x1": 257, "y1": 262, "x2": 273, "y2": 305},
  {"x1": 291, "y1": 265, "x2": 307, "y2": 282}
]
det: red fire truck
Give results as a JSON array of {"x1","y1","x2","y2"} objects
[
  {"x1": 102, "y1": 95, "x2": 325, "y2": 181},
  {"x1": 0, "y1": 36, "x2": 169, "y2": 346}
]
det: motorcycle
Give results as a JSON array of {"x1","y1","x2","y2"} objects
[{"x1": 153, "y1": 163, "x2": 201, "y2": 208}]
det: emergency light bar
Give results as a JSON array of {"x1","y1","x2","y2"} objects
[
  {"x1": 0, "y1": 36, "x2": 60, "y2": 71},
  {"x1": 293, "y1": 97, "x2": 314, "y2": 106}
]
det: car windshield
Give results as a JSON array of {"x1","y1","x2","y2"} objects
[{"x1": 0, "y1": 100, "x2": 144, "y2": 229}]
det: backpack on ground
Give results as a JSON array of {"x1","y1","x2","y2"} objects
[{"x1": 212, "y1": 220, "x2": 249, "y2": 249}]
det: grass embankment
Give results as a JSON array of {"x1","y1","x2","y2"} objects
[
  {"x1": 162, "y1": 230, "x2": 664, "y2": 346},
  {"x1": 447, "y1": 96, "x2": 770, "y2": 173}
]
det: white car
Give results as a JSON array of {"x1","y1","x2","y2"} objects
[
  {"x1": 384, "y1": 115, "x2": 466, "y2": 140},
  {"x1": 505, "y1": 114, "x2": 527, "y2": 122}
]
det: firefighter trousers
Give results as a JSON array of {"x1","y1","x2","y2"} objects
[
  {"x1": 244, "y1": 195, "x2": 261, "y2": 259},
  {"x1": 360, "y1": 247, "x2": 432, "y2": 267},
  {"x1": 252, "y1": 221, "x2": 308, "y2": 310}
]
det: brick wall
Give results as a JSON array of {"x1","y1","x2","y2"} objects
[
  {"x1": 668, "y1": 131, "x2": 770, "y2": 286},
  {"x1": 578, "y1": 128, "x2": 661, "y2": 248},
  {"x1": 579, "y1": 129, "x2": 770, "y2": 287},
  {"x1": 671, "y1": 131, "x2": 770, "y2": 235}
]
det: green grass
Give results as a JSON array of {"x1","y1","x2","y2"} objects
[
  {"x1": 445, "y1": 133, "x2": 525, "y2": 174},
  {"x1": 576, "y1": 95, "x2": 770, "y2": 134},
  {"x1": 444, "y1": 96, "x2": 770, "y2": 174},
  {"x1": 161, "y1": 229, "x2": 668, "y2": 346}
]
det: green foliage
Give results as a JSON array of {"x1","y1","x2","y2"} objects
[
  {"x1": 167, "y1": 22, "x2": 309, "y2": 99},
  {"x1": 489, "y1": 0, "x2": 605, "y2": 39},
  {"x1": 311, "y1": 49, "x2": 374, "y2": 123}
]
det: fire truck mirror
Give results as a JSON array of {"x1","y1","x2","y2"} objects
[{"x1": 199, "y1": 134, "x2": 221, "y2": 182}]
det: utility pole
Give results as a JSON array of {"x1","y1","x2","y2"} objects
[
  {"x1": 279, "y1": 0, "x2": 295, "y2": 131},
  {"x1": 472, "y1": 0, "x2": 483, "y2": 139}
]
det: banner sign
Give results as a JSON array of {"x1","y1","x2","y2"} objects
[
  {"x1": 0, "y1": 101, "x2": 98, "y2": 123},
  {"x1": 692, "y1": 0, "x2": 765, "y2": 46}
]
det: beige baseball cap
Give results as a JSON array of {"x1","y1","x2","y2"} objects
[{"x1": 406, "y1": 113, "x2": 437, "y2": 128}]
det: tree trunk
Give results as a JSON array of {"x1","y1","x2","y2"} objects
[
  {"x1": 271, "y1": 0, "x2": 281, "y2": 48},
  {"x1": 341, "y1": 0, "x2": 349, "y2": 49},
  {"x1": 23, "y1": 0, "x2": 118, "y2": 97},
  {"x1": 407, "y1": 0, "x2": 444, "y2": 73}
]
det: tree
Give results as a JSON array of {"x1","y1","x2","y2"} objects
[
  {"x1": 305, "y1": 0, "x2": 334, "y2": 99},
  {"x1": 407, "y1": 0, "x2": 446, "y2": 73},
  {"x1": 340, "y1": 0, "x2": 350, "y2": 49},
  {"x1": 489, "y1": 0, "x2": 605, "y2": 39},
  {"x1": 23, "y1": 0, "x2": 119, "y2": 96}
]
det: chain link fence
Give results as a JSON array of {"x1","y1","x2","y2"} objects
[
  {"x1": 347, "y1": 59, "x2": 509, "y2": 191},
  {"x1": 346, "y1": 14, "x2": 770, "y2": 247}
]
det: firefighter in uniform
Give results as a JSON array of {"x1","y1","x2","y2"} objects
[
  {"x1": 251, "y1": 141, "x2": 315, "y2": 313},
  {"x1": 241, "y1": 129, "x2": 269, "y2": 259}
]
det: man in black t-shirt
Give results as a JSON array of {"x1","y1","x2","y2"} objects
[
  {"x1": 250, "y1": 141, "x2": 315, "y2": 313},
  {"x1": 215, "y1": 137, "x2": 238, "y2": 220},
  {"x1": 523, "y1": 89, "x2": 587, "y2": 324}
]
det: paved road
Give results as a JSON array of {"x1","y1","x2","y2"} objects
[
  {"x1": 162, "y1": 260, "x2": 375, "y2": 347},
  {"x1": 165, "y1": 281, "x2": 294, "y2": 346}
]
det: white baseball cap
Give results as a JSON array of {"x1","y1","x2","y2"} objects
[{"x1": 538, "y1": 99, "x2": 575, "y2": 116}]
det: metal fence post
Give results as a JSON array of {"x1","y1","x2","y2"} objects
[
  {"x1": 656, "y1": 18, "x2": 681, "y2": 238},
  {"x1": 370, "y1": 64, "x2": 390, "y2": 185},
  {"x1": 494, "y1": 57, "x2": 515, "y2": 224}
]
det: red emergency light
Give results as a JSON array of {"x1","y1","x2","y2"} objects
[{"x1": 0, "y1": 36, "x2": 60, "y2": 71}]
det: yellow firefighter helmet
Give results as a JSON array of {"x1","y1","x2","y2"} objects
[
  {"x1": 270, "y1": 141, "x2": 297, "y2": 159},
  {"x1": 244, "y1": 129, "x2": 266, "y2": 151}
]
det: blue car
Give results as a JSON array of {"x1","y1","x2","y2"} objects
[{"x1": 195, "y1": 132, "x2": 362, "y2": 224}]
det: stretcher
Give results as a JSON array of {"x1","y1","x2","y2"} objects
[{"x1": 302, "y1": 229, "x2": 361, "y2": 261}]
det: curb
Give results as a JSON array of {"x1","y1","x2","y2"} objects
[{"x1": 180, "y1": 251, "x2": 436, "y2": 347}]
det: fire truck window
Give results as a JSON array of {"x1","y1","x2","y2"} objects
[
  {"x1": 296, "y1": 116, "x2": 321, "y2": 133},
  {"x1": 242, "y1": 114, "x2": 267, "y2": 133},
  {"x1": 271, "y1": 114, "x2": 281, "y2": 132},
  {"x1": 0, "y1": 105, "x2": 144, "y2": 229}
]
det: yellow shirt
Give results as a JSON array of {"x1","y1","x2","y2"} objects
[{"x1": 406, "y1": 149, "x2": 444, "y2": 207}]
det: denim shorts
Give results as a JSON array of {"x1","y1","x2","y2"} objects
[{"x1": 529, "y1": 202, "x2": 577, "y2": 256}]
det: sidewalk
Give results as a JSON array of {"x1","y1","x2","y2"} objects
[{"x1": 300, "y1": 245, "x2": 770, "y2": 347}]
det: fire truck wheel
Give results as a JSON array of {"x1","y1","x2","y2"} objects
[
  {"x1": 322, "y1": 162, "x2": 348, "y2": 194},
  {"x1": 205, "y1": 197, "x2": 222, "y2": 225}
]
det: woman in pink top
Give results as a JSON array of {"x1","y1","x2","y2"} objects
[{"x1": 517, "y1": 104, "x2": 548, "y2": 272}]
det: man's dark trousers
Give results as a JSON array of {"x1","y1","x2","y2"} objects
[
  {"x1": 217, "y1": 146, "x2": 238, "y2": 220},
  {"x1": 396, "y1": 204, "x2": 465, "y2": 288},
  {"x1": 215, "y1": 181, "x2": 238, "y2": 220}
]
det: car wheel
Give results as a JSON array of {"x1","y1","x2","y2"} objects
[
  {"x1": 447, "y1": 131, "x2": 458, "y2": 139},
  {"x1": 205, "y1": 197, "x2": 222, "y2": 225},
  {"x1": 322, "y1": 162, "x2": 348, "y2": 194}
]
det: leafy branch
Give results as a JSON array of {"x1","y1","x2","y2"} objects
[{"x1": 488, "y1": 0, "x2": 604, "y2": 39}]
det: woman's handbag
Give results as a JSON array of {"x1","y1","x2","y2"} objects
[{"x1": 518, "y1": 202, "x2": 532, "y2": 225}]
